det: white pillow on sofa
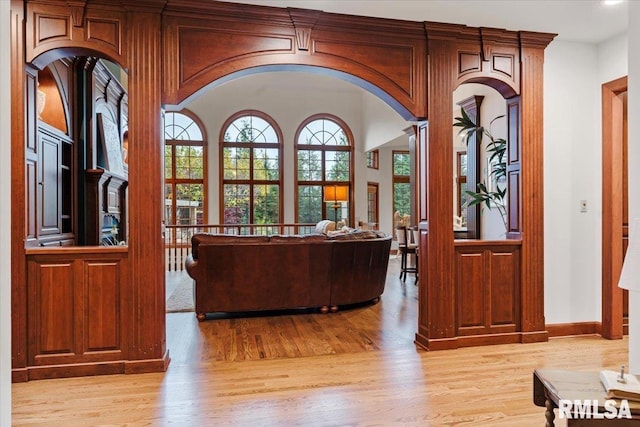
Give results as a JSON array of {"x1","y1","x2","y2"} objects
[{"x1": 315, "y1": 219, "x2": 336, "y2": 234}]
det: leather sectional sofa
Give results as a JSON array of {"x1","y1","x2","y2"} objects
[{"x1": 185, "y1": 230, "x2": 392, "y2": 321}]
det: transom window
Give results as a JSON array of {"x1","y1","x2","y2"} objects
[
  {"x1": 220, "y1": 111, "x2": 282, "y2": 226},
  {"x1": 295, "y1": 115, "x2": 353, "y2": 224},
  {"x1": 164, "y1": 110, "x2": 207, "y2": 226}
]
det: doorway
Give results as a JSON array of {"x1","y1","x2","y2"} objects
[{"x1": 601, "y1": 75, "x2": 628, "y2": 339}]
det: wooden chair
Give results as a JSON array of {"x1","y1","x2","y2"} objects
[{"x1": 395, "y1": 226, "x2": 418, "y2": 281}]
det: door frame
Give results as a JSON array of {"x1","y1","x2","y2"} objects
[{"x1": 601, "y1": 75, "x2": 627, "y2": 339}]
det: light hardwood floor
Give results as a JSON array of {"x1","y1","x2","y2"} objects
[{"x1": 12, "y1": 258, "x2": 628, "y2": 426}]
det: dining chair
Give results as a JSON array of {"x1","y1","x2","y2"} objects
[{"x1": 395, "y1": 225, "x2": 418, "y2": 281}]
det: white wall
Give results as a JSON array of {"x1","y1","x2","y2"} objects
[
  {"x1": 598, "y1": 33, "x2": 628, "y2": 84},
  {"x1": 544, "y1": 34, "x2": 628, "y2": 324},
  {"x1": 0, "y1": 1, "x2": 11, "y2": 425},
  {"x1": 185, "y1": 71, "x2": 408, "y2": 230},
  {"x1": 361, "y1": 91, "x2": 409, "y2": 152},
  {"x1": 544, "y1": 40, "x2": 601, "y2": 323}
]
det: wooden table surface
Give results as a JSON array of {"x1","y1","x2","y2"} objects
[{"x1": 534, "y1": 369, "x2": 640, "y2": 426}]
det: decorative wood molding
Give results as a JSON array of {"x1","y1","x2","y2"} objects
[
  {"x1": 163, "y1": 2, "x2": 426, "y2": 119},
  {"x1": 426, "y1": 21, "x2": 521, "y2": 97},
  {"x1": 546, "y1": 322, "x2": 601, "y2": 338},
  {"x1": 26, "y1": 1, "x2": 127, "y2": 68},
  {"x1": 66, "y1": 0, "x2": 86, "y2": 27},
  {"x1": 519, "y1": 31, "x2": 557, "y2": 50},
  {"x1": 288, "y1": 8, "x2": 320, "y2": 52}
]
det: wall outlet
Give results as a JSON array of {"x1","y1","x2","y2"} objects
[{"x1": 580, "y1": 200, "x2": 587, "y2": 213}]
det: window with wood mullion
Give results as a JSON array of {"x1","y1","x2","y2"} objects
[
  {"x1": 163, "y1": 111, "x2": 206, "y2": 227},
  {"x1": 220, "y1": 111, "x2": 282, "y2": 226}
]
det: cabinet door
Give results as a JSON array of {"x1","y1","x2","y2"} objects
[{"x1": 38, "y1": 131, "x2": 62, "y2": 236}]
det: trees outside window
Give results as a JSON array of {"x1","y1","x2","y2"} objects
[
  {"x1": 220, "y1": 111, "x2": 282, "y2": 226},
  {"x1": 164, "y1": 110, "x2": 206, "y2": 227},
  {"x1": 393, "y1": 151, "x2": 411, "y2": 224},
  {"x1": 295, "y1": 115, "x2": 353, "y2": 224}
]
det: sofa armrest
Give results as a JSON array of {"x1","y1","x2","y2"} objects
[{"x1": 185, "y1": 254, "x2": 199, "y2": 281}]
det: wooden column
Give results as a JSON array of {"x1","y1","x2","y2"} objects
[
  {"x1": 415, "y1": 35, "x2": 457, "y2": 350},
  {"x1": 10, "y1": 0, "x2": 28, "y2": 382},
  {"x1": 124, "y1": 4, "x2": 169, "y2": 372},
  {"x1": 518, "y1": 33, "x2": 552, "y2": 342}
]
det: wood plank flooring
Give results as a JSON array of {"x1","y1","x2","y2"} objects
[
  {"x1": 168, "y1": 257, "x2": 419, "y2": 363},
  {"x1": 12, "y1": 258, "x2": 629, "y2": 426}
]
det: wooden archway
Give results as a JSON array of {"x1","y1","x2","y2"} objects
[{"x1": 12, "y1": 0, "x2": 554, "y2": 380}]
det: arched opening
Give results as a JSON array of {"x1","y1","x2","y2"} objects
[{"x1": 453, "y1": 83, "x2": 509, "y2": 240}]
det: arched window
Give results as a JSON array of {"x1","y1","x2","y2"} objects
[
  {"x1": 220, "y1": 111, "x2": 283, "y2": 225},
  {"x1": 164, "y1": 110, "x2": 207, "y2": 226},
  {"x1": 295, "y1": 115, "x2": 353, "y2": 225}
]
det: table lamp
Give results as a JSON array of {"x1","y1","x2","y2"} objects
[{"x1": 324, "y1": 184, "x2": 349, "y2": 223}]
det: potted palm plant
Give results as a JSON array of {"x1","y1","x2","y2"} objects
[{"x1": 453, "y1": 107, "x2": 507, "y2": 230}]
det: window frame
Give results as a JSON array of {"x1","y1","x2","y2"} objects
[
  {"x1": 219, "y1": 110, "x2": 284, "y2": 225},
  {"x1": 294, "y1": 114, "x2": 354, "y2": 224},
  {"x1": 366, "y1": 149, "x2": 379, "y2": 169},
  {"x1": 392, "y1": 150, "x2": 411, "y2": 224},
  {"x1": 164, "y1": 109, "x2": 208, "y2": 226}
]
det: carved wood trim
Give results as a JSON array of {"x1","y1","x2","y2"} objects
[
  {"x1": 26, "y1": 2, "x2": 127, "y2": 68},
  {"x1": 162, "y1": 2, "x2": 427, "y2": 119},
  {"x1": 288, "y1": 8, "x2": 320, "y2": 52},
  {"x1": 66, "y1": 0, "x2": 86, "y2": 27}
]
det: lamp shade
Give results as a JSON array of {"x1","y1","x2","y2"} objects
[
  {"x1": 619, "y1": 218, "x2": 640, "y2": 292},
  {"x1": 324, "y1": 185, "x2": 349, "y2": 203}
]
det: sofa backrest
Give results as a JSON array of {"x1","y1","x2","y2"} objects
[{"x1": 190, "y1": 233, "x2": 270, "y2": 259}]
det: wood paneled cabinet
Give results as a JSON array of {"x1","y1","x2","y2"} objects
[
  {"x1": 455, "y1": 241, "x2": 521, "y2": 337},
  {"x1": 26, "y1": 247, "x2": 128, "y2": 380},
  {"x1": 35, "y1": 124, "x2": 74, "y2": 247}
]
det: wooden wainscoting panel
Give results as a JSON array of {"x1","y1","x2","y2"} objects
[
  {"x1": 24, "y1": 247, "x2": 129, "y2": 379},
  {"x1": 454, "y1": 241, "x2": 522, "y2": 339},
  {"x1": 490, "y1": 250, "x2": 520, "y2": 327},
  {"x1": 456, "y1": 251, "x2": 485, "y2": 331},
  {"x1": 28, "y1": 260, "x2": 75, "y2": 360},
  {"x1": 85, "y1": 261, "x2": 122, "y2": 352},
  {"x1": 85, "y1": 17, "x2": 121, "y2": 52}
]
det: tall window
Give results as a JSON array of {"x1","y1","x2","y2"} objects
[
  {"x1": 220, "y1": 111, "x2": 282, "y2": 225},
  {"x1": 164, "y1": 110, "x2": 207, "y2": 226},
  {"x1": 296, "y1": 115, "x2": 353, "y2": 224},
  {"x1": 367, "y1": 182, "x2": 379, "y2": 229},
  {"x1": 393, "y1": 150, "x2": 411, "y2": 224}
]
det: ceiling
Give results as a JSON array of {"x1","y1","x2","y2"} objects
[{"x1": 220, "y1": 0, "x2": 628, "y2": 44}]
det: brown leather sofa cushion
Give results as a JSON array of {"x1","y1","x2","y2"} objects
[{"x1": 191, "y1": 233, "x2": 270, "y2": 259}]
